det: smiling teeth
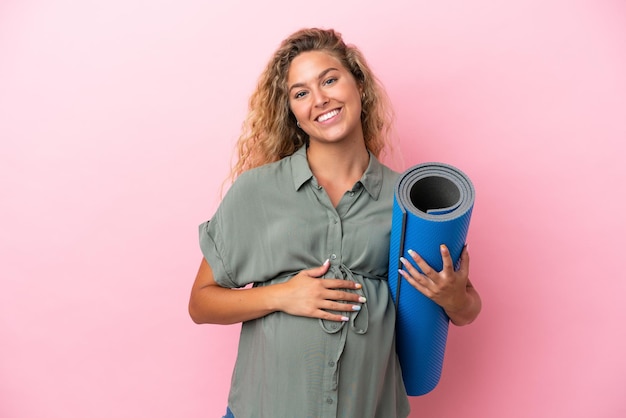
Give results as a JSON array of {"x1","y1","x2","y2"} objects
[{"x1": 317, "y1": 109, "x2": 339, "y2": 122}]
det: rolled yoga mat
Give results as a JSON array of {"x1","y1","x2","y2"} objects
[{"x1": 388, "y1": 162, "x2": 475, "y2": 396}]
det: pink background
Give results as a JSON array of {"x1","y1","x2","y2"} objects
[{"x1": 2, "y1": 0, "x2": 625, "y2": 417}]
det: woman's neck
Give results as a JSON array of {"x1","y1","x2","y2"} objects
[{"x1": 306, "y1": 141, "x2": 370, "y2": 206}]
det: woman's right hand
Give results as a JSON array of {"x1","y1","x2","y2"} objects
[{"x1": 275, "y1": 260, "x2": 366, "y2": 322}]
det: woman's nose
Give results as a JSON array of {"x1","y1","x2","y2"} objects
[{"x1": 312, "y1": 89, "x2": 329, "y2": 107}]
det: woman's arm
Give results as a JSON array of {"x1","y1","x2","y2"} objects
[
  {"x1": 188, "y1": 258, "x2": 366, "y2": 325},
  {"x1": 397, "y1": 244, "x2": 482, "y2": 326}
]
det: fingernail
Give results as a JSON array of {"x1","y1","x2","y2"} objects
[
  {"x1": 355, "y1": 283, "x2": 362, "y2": 289},
  {"x1": 440, "y1": 244, "x2": 447, "y2": 252},
  {"x1": 323, "y1": 259, "x2": 330, "y2": 266},
  {"x1": 352, "y1": 305, "x2": 361, "y2": 311},
  {"x1": 358, "y1": 296, "x2": 367, "y2": 303},
  {"x1": 400, "y1": 257, "x2": 408, "y2": 265},
  {"x1": 341, "y1": 316, "x2": 349, "y2": 322},
  {"x1": 407, "y1": 249, "x2": 416, "y2": 256},
  {"x1": 398, "y1": 269, "x2": 406, "y2": 277}
]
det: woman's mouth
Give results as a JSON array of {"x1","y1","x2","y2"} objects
[{"x1": 316, "y1": 108, "x2": 341, "y2": 123}]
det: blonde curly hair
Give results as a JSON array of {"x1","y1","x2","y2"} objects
[{"x1": 230, "y1": 28, "x2": 394, "y2": 181}]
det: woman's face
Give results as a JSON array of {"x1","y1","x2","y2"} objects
[{"x1": 287, "y1": 50, "x2": 363, "y2": 148}]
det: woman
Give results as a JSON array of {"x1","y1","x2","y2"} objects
[{"x1": 189, "y1": 28, "x2": 481, "y2": 418}]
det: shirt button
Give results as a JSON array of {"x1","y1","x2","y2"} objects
[
  {"x1": 328, "y1": 360, "x2": 335, "y2": 367},
  {"x1": 326, "y1": 398, "x2": 334, "y2": 404},
  {"x1": 330, "y1": 254, "x2": 337, "y2": 260}
]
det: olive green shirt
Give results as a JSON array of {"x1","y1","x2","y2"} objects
[{"x1": 199, "y1": 145, "x2": 410, "y2": 418}]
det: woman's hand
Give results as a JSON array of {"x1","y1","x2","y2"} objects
[
  {"x1": 189, "y1": 258, "x2": 365, "y2": 325},
  {"x1": 276, "y1": 260, "x2": 366, "y2": 322},
  {"x1": 398, "y1": 244, "x2": 481, "y2": 326}
]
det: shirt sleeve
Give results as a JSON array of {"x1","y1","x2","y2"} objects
[
  {"x1": 197, "y1": 161, "x2": 320, "y2": 289},
  {"x1": 197, "y1": 169, "x2": 278, "y2": 289},
  {"x1": 198, "y1": 218, "x2": 239, "y2": 288},
  {"x1": 197, "y1": 170, "x2": 261, "y2": 288}
]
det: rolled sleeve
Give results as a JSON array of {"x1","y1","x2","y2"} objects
[{"x1": 198, "y1": 220, "x2": 239, "y2": 288}]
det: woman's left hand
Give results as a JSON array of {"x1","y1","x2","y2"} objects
[{"x1": 398, "y1": 244, "x2": 481, "y2": 326}]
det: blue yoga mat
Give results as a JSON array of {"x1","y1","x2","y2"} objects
[{"x1": 388, "y1": 162, "x2": 475, "y2": 396}]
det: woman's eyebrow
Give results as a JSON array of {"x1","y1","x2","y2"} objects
[{"x1": 288, "y1": 67, "x2": 339, "y2": 92}]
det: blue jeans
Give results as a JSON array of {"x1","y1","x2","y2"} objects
[{"x1": 222, "y1": 406, "x2": 234, "y2": 418}]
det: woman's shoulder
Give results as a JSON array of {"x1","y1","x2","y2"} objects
[
  {"x1": 372, "y1": 156, "x2": 401, "y2": 187},
  {"x1": 381, "y1": 163, "x2": 400, "y2": 179},
  {"x1": 236, "y1": 156, "x2": 292, "y2": 185},
  {"x1": 223, "y1": 156, "x2": 294, "y2": 201}
]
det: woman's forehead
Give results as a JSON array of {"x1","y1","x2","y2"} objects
[{"x1": 286, "y1": 51, "x2": 345, "y2": 84}]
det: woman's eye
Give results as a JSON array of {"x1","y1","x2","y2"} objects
[
  {"x1": 294, "y1": 91, "x2": 307, "y2": 99},
  {"x1": 324, "y1": 77, "x2": 337, "y2": 86}
]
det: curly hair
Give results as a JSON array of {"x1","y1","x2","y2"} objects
[{"x1": 230, "y1": 28, "x2": 394, "y2": 181}]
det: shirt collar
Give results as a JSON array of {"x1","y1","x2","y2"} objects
[
  {"x1": 290, "y1": 145, "x2": 383, "y2": 200},
  {"x1": 291, "y1": 145, "x2": 313, "y2": 191}
]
